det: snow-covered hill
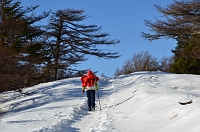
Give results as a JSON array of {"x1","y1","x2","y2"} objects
[{"x1": 1, "y1": 71, "x2": 200, "y2": 132}]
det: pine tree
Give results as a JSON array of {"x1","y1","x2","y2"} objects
[
  {"x1": 0, "y1": 0, "x2": 49, "y2": 92},
  {"x1": 142, "y1": 0, "x2": 200, "y2": 74},
  {"x1": 44, "y1": 9, "x2": 120, "y2": 81}
]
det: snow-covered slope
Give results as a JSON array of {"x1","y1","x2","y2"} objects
[{"x1": 1, "y1": 71, "x2": 200, "y2": 132}]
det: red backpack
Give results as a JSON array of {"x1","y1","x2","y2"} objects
[
  {"x1": 81, "y1": 70, "x2": 99, "y2": 87},
  {"x1": 85, "y1": 74, "x2": 99, "y2": 87},
  {"x1": 81, "y1": 75, "x2": 87, "y2": 87}
]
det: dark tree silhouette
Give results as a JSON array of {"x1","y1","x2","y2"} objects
[
  {"x1": 45, "y1": 9, "x2": 120, "y2": 80},
  {"x1": 142, "y1": 0, "x2": 200, "y2": 74},
  {"x1": 0, "y1": 0, "x2": 49, "y2": 92}
]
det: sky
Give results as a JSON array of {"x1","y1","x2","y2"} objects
[
  {"x1": 1, "y1": 71, "x2": 200, "y2": 132},
  {"x1": 21, "y1": 0, "x2": 176, "y2": 77}
]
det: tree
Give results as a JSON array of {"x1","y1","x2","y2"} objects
[
  {"x1": 45, "y1": 9, "x2": 120, "y2": 81},
  {"x1": 123, "y1": 60, "x2": 134, "y2": 75},
  {"x1": 159, "y1": 56, "x2": 174, "y2": 72},
  {"x1": 131, "y1": 51, "x2": 159, "y2": 72},
  {"x1": 0, "y1": 0, "x2": 49, "y2": 92},
  {"x1": 170, "y1": 57, "x2": 200, "y2": 74},
  {"x1": 142, "y1": 0, "x2": 200, "y2": 42},
  {"x1": 114, "y1": 67, "x2": 124, "y2": 78},
  {"x1": 0, "y1": 0, "x2": 49, "y2": 50},
  {"x1": 142, "y1": 0, "x2": 200, "y2": 74},
  {"x1": 0, "y1": 47, "x2": 20, "y2": 92},
  {"x1": 115, "y1": 51, "x2": 159, "y2": 76}
]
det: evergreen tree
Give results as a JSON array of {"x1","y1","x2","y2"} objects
[
  {"x1": 45, "y1": 9, "x2": 120, "y2": 81},
  {"x1": 0, "y1": 0, "x2": 49, "y2": 92},
  {"x1": 142, "y1": 0, "x2": 200, "y2": 74},
  {"x1": 170, "y1": 57, "x2": 200, "y2": 74}
]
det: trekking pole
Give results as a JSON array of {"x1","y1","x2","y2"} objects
[
  {"x1": 94, "y1": 74, "x2": 102, "y2": 111},
  {"x1": 97, "y1": 90, "x2": 102, "y2": 111}
]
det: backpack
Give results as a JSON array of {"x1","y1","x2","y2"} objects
[
  {"x1": 81, "y1": 75, "x2": 87, "y2": 87},
  {"x1": 86, "y1": 74, "x2": 99, "y2": 87},
  {"x1": 81, "y1": 74, "x2": 99, "y2": 87}
]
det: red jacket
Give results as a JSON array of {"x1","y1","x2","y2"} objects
[
  {"x1": 81, "y1": 75, "x2": 88, "y2": 87},
  {"x1": 81, "y1": 70, "x2": 99, "y2": 87}
]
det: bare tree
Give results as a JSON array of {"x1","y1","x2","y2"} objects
[
  {"x1": 131, "y1": 51, "x2": 159, "y2": 72},
  {"x1": 116, "y1": 51, "x2": 159, "y2": 76},
  {"x1": 123, "y1": 60, "x2": 134, "y2": 75},
  {"x1": 159, "y1": 56, "x2": 174, "y2": 72},
  {"x1": 114, "y1": 67, "x2": 124, "y2": 78}
]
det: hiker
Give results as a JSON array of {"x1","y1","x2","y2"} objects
[{"x1": 81, "y1": 70, "x2": 99, "y2": 111}]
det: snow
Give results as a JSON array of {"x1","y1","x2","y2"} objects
[{"x1": 1, "y1": 71, "x2": 200, "y2": 132}]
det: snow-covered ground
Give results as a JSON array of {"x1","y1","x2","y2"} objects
[{"x1": 1, "y1": 71, "x2": 200, "y2": 132}]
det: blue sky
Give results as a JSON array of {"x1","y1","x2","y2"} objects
[{"x1": 21, "y1": 0, "x2": 176, "y2": 77}]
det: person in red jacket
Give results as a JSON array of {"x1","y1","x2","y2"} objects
[{"x1": 81, "y1": 70, "x2": 99, "y2": 111}]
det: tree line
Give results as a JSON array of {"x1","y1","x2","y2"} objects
[
  {"x1": 115, "y1": 0, "x2": 200, "y2": 77},
  {"x1": 0, "y1": 0, "x2": 120, "y2": 93}
]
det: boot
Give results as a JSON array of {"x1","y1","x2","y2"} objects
[
  {"x1": 91, "y1": 106, "x2": 95, "y2": 111},
  {"x1": 88, "y1": 107, "x2": 92, "y2": 111}
]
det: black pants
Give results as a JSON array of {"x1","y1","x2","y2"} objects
[{"x1": 86, "y1": 90, "x2": 95, "y2": 108}]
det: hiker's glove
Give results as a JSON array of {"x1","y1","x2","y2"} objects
[
  {"x1": 82, "y1": 87, "x2": 85, "y2": 94},
  {"x1": 95, "y1": 82, "x2": 98, "y2": 90}
]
